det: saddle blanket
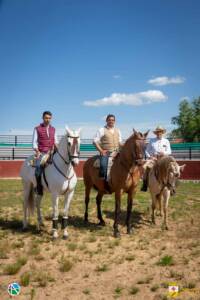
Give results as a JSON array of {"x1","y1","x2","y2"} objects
[{"x1": 28, "y1": 153, "x2": 49, "y2": 167}]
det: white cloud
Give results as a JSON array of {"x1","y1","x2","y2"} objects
[
  {"x1": 148, "y1": 76, "x2": 185, "y2": 86},
  {"x1": 83, "y1": 90, "x2": 167, "y2": 107}
]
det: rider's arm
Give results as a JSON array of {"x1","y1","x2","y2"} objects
[
  {"x1": 118, "y1": 129, "x2": 123, "y2": 147},
  {"x1": 32, "y1": 128, "x2": 40, "y2": 157},
  {"x1": 54, "y1": 130, "x2": 58, "y2": 150},
  {"x1": 93, "y1": 128, "x2": 107, "y2": 156},
  {"x1": 165, "y1": 139, "x2": 172, "y2": 155},
  {"x1": 145, "y1": 139, "x2": 154, "y2": 158}
]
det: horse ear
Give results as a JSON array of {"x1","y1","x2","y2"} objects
[
  {"x1": 144, "y1": 130, "x2": 150, "y2": 138},
  {"x1": 65, "y1": 125, "x2": 71, "y2": 136},
  {"x1": 77, "y1": 127, "x2": 82, "y2": 135},
  {"x1": 133, "y1": 128, "x2": 137, "y2": 134},
  {"x1": 180, "y1": 164, "x2": 186, "y2": 172}
]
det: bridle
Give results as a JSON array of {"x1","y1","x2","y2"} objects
[
  {"x1": 132, "y1": 138, "x2": 145, "y2": 165},
  {"x1": 55, "y1": 135, "x2": 80, "y2": 165},
  {"x1": 51, "y1": 135, "x2": 80, "y2": 180},
  {"x1": 42, "y1": 134, "x2": 80, "y2": 191}
]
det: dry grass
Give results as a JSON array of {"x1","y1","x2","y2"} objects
[{"x1": 0, "y1": 179, "x2": 199, "y2": 299}]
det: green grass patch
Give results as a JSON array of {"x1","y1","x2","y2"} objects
[
  {"x1": 157, "y1": 255, "x2": 174, "y2": 266},
  {"x1": 20, "y1": 271, "x2": 31, "y2": 286},
  {"x1": 59, "y1": 255, "x2": 73, "y2": 272},
  {"x1": 129, "y1": 286, "x2": 139, "y2": 295},
  {"x1": 96, "y1": 264, "x2": 108, "y2": 272}
]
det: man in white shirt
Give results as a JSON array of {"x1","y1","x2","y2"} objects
[
  {"x1": 93, "y1": 114, "x2": 122, "y2": 180},
  {"x1": 141, "y1": 125, "x2": 172, "y2": 191}
]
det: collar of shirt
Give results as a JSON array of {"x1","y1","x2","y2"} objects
[{"x1": 104, "y1": 125, "x2": 115, "y2": 133}]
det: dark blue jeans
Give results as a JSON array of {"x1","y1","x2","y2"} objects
[
  {"x1": 99, "y1": 153, "x2": 109, "y2": 179},
  {"x1": 35, "y1": 156, "x2": 42, "y2": 177}
]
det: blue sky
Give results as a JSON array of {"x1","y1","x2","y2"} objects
[{"x1": 0, "y1": 0, "x2": 200, "y2": 138}]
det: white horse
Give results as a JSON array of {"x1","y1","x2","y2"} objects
[{"x1": 20, "y1": 127, "x2": 81, "y2": 239}]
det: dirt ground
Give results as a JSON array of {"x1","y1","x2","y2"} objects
[{"x1": 0, "y1": 179, "x2": 200, "y2": 300}]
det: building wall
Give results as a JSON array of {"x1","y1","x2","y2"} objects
[{"x1": 0, "y1": 160, "x2": 199, "y2": 180}]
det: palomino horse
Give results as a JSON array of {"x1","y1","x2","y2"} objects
[
  {"x1": 20, "y1": 127, "x2": 81, "y2": 239},
  {"x1": 83, "y1": 130, "x2": 149, "y2": 237},
  {"x1": 147, "y1": 156, "x2": 185, "y2": 229}
]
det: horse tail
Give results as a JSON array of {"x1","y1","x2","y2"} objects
[{"x1": 27, "y1": 183, "x2": 35, "y2": 216}]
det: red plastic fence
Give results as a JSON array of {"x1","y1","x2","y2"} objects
[{"x1": 0, "y1": 160, "x2": 199, "y2": 180}]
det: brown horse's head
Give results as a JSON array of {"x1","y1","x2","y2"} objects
[{"x1": 131, "y1": 129, "x2": 149, "y2": 165}]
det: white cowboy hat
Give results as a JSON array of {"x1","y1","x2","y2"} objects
[{"x1": 153, "y1": 125, "x2": 166, "y2": 134}]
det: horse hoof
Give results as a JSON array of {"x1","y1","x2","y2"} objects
[
  {"x1": 98, "y1": 221, "x2": 106, "y2": 226},
  {"x1": 63, "y1": 235, "x2": 68, "y2": 240},
  {"x1": 114, "y1": 231, "x2": 120, "y2": 238},
  {"x1": 52, "y1": 231, "x2": 58, "y2": 239},
  {"x1": 127, "y1": 228, "x2": 134, "y2": 235},
  {"x1": 84, "y1": 219, "x2": 89, "y2": 225}
]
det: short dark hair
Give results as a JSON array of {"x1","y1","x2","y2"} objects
[
  {"x1": 106, "y1": 114, "x2": 115, "y2": 121},
  {"x1": 42, "y1": 111, "x2": 52, "y2": 118}
]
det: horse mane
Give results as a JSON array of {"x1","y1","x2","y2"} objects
[{"x1": 154, "y1": 156, "x2": 176, "y2": 183}]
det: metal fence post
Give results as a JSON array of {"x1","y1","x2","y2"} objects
[
  {"x1": 15, "y1": 135, "x2": 17, "y2": 146},
  {"x1": 189, "y1": 147, "x2": 192, "y2": 160},
  {"x1": 12, "y1": 148, "x2": 15, "y2": 160}
]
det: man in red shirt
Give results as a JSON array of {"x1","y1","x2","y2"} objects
[{"x1": 32, "y1": 111, "x2": 58, "y2": 194}]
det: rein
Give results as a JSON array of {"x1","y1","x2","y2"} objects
[
  {"x1": 42, "y1": 134, "x2": 80, "y2": 188},
  {"x1": 52, "y1": 158, "x2": 74, "y2": 181}
]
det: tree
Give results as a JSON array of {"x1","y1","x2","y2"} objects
[{"x1": 170, "y1": 97, "x2": 200, "y2": 142}]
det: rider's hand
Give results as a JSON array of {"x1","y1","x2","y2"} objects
[
  {"x1": 100, "y1": 150, "x2": 108, "y2": 156},
  {"x1": 158, "y1": 152, "x2": 164, "y2": 158},
  {"x1": 35, "y1": 150, "x2": 41, "y2": 159}
]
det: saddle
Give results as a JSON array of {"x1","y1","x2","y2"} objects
[
  {"x1": 28, "y1": 151, "x2": 54, "y2": 196},
  {"x1": 28, "y1": 153, "x2": 50, "y2": 168},
  {"x1": 93, "y1": 151, "x2": 119, "y2": 194}
]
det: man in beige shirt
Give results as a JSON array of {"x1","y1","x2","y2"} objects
[{"x1": 93, "y1": 114, "x2": 122, "y2": 179}]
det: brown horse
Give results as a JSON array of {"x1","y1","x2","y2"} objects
[{"x1": 83, "y1": 130, "x2": 149, "y2": 237}]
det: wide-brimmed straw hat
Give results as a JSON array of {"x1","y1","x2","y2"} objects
[{"x1": 153, "y1": 125, "x2": 166, "y2": 134}]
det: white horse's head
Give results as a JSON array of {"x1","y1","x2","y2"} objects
[{"x1": 65, "y1": 126, "x2": 81, "y2": 166}]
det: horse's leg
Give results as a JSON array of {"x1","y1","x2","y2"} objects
[
  {"x1": 51, "y1": 193, "x2": 59, "y2": 239},
  {"x1": 84, "y1": 184, "x2": 92, "y2": 223},
  {"x1": 162, "y1": 188, "x2": 170, "y2": 230},
  {"x1": 35, "y1": 194, "x2": 44, "y2": 231},
  {"x1": 62, "y1": 189, "x2": 74, "y2": 239},
  {"x1": 157, "y1": 194, "x2": 162, "y2": 217},
  {"x1": 150, "y1": 192, "x2": 156, "y2": 225},
  {"x1": 113, "y1": 190, "x2": 121, "y2": 238},
  {"x1": 22, "y1": 181, "x2": 31, "y2": 230},
  {"x1": 126, "y1": 190, "x2": 135, "y2": 234},
  {"x1": 96, "y1": 192, "x2": 105, "y2": 226}
]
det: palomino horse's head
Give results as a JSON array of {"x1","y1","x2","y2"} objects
[
  {"x1": 167, "y1": 160, "x2": 186, "y2": 193},
  {"x1": 132, "y1": 129, "x2": 149, "y2": 165},
  {"x1": 65, "y1": 126, "x2": 81, "y2": 166}
]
